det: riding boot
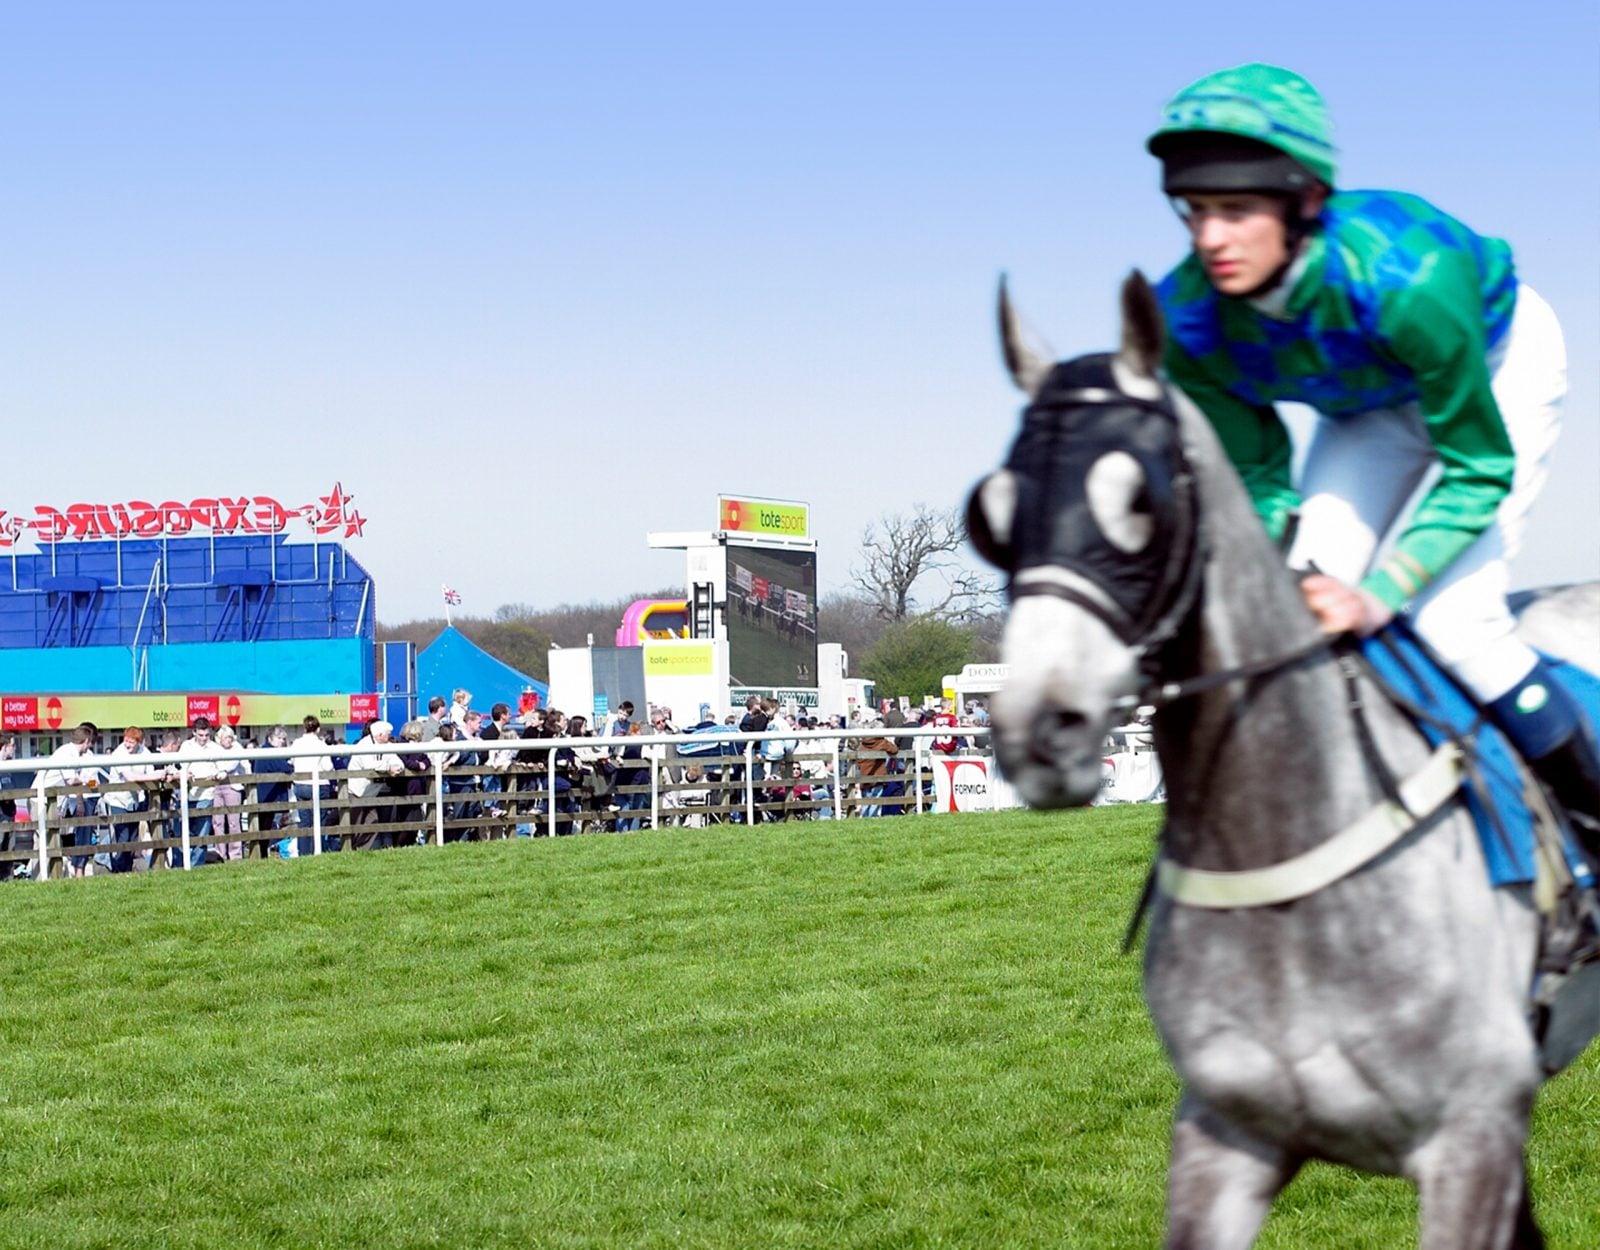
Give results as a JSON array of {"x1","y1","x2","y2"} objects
[
  {"x1": 1527, "y1": 729, "x2": 1600, "y2": 855},
  {"x1": 1488, "y1": 665, "x2": 1600, "y2": 868}
]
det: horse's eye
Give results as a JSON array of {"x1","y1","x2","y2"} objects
[{"x1": 1086, "y1": 452, "x2": 1154, "y2": 553}]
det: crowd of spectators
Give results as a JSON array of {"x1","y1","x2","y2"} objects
[{"x1": 0, "y1": 692, "x2": 992, "y2": 879}]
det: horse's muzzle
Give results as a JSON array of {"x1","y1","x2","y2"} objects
[{"x1": 994, "y1": 708, "x2": 1107, "y2": 808}]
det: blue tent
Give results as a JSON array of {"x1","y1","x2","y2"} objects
[{"x1": 416, "y1": 626, "x2": 548, "y2": 714}]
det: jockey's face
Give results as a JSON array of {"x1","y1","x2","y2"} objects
[{"x1": 1178, "y1": 193, "x2": 1292, "y2": 296}]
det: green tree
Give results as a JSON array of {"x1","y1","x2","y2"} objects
[
  {"x1": 859, "y1": 616, "x2": 978, "y2": 702},
  {"x1": 463, "y1": 619, "x2": 554, "y2": 682}
]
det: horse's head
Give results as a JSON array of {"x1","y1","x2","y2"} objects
[{"x1": 967, "y1": 272, "x2": 1198, "y2": 807}]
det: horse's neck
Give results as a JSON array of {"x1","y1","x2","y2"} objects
[{"x1": 1152, "y1": 485, "x2": 1417, "y2": 870}]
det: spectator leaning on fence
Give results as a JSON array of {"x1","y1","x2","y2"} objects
[
  {"x1": 438, "y1": 722, "x2": 481, "y2": 843},
  {"x1": 151, "y1": 730, "x2": 185, "y2": 868},
  {"x1": 103, "y1": 727, "x2": 155, "y2": 874},
  {"x1": 346, "y1": 720, "x2": 401, "y2": 850},
  {"x1": 480, "y1": 702, "x2": 514, "y2": 813},
  {"x1": 393, "y1": 720, "x2": 432, "y2": 839},
  {"x1": 253, "y1": 725, "x2": 294, "y2": 839},
  {"x1": 43, "y1": 726, "x2": 95, "y2": 877},
  {"x1": 176, "y1": 717, "x2": 222, "y2": 866},
  {"x1": 76, "y1": 722, "x2": 113, "y2": 874},
  {"x1": 209, "y1": 726, "x2": 249, "y2": 861},
  {"x1": 930, "y1": 701, "x2": 963, "y2": 755},
  {"x1": 289, "y1": 715, "x2": 340, "y2": 855},
  {"x1": 853, "y1": 711, "x2": 901, "y2": 818},
  {"x1": 566, "y1": 715, "x2": 609, "y2": 818}
]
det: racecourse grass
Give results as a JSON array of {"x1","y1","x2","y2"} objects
[{"x1": 0, "y1": 809, "x2": 1595, "y2": 1249}]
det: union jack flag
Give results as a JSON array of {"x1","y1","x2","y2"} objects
[{"x1": 442, "y1": 585, "x2": 462, "y2": 606}]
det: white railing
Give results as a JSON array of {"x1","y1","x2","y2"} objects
[{"x1": 0, "y1": 725, "x2": 998, "y2": 881}]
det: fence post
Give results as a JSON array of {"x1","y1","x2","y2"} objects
[
  {"x1": 546, "y1": 746, "x2": 557, "y2": 838},
  {"x1": 179, "y1": 772, "x2": 193, "y2": 869},
  {"x1": 310, "y1": 762, "x2": 326, "y2": 855},
  {"x1": 650, "y1": 750, "x2": 659, "y2": 830},
  {"x1": 913, "y1": 739, "x2": 924, "y2": 815},
  {"x1": 744, "y1": 742, "x2": 755, "y2": 825},
  {"x1": 33, "y1": 773, "x2": 49, "y2": 881},
  {"x1": 831, "y1": 739, "x2": 843, "y2": 821},
  {"x1": 432, "y1": 754, "x2": 446, "y2": 846}
]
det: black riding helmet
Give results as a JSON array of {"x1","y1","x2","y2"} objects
[
  {"x1": 1149, "y1": 131, "x2": 1323, "y2": 198},
  {"x1": 1147, "y1": 64, "x2": 1337, "y2": 299}
]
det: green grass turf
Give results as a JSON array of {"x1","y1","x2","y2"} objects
[{"x1": 0, "y1": 808, "x2": 1594, "y2": 1248}]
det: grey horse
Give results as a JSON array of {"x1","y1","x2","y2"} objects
[{"x1": 967, "y1": 272, "x2": 1595, "y2": 1249}]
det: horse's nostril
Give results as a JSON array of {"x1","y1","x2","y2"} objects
[{"x1": 1030, "y1": 708, "x2": 1089, "y2": 763}]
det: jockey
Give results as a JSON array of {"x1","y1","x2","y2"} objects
[{"x1": 1146, "y1": 62, "x2": 1600, "y2": 854}]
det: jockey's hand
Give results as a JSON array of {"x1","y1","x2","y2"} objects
[{"x1": 1299, "y1": 573, "x2": 1394, "y2": 638}]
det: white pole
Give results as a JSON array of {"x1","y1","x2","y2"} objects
[
  {"x1": 546, "y1": 746, "x2": 557, "y2": 838},
  {"x1": 34, "y1": 773, "x2": 48, "y2": 881},
  {"x1": 311, "y1": 763, "x2": 324, "y2": 855},
  {"x1": 744, "y1": 743, "x2": 754, "y2": 825},
  {"x1": 831, "y1": 740, "x2": 843, "y2": 821},
  {"x1": 179, "y1": 772, "x2": 192, "y2": 869},
  {"x1": 432, "y1": 755, "x2": 446, "y2": 846}
]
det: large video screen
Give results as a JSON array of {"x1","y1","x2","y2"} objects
[{"x1": 726, "y1": 544, "x2": 818, "y2": 689}]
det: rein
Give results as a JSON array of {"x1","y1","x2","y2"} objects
[{"x1": 1114, "y1": 631, "x2": 1334, "y2": 715}]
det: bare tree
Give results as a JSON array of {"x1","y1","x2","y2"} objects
[{"x1": 850, "y1": 504, "x2": 998, "y2": 622}]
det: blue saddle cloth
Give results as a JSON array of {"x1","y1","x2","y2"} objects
[{"x1": 1360, "y1": 625, "x2": 1598, "y2": 890}]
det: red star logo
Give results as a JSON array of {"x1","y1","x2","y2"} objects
[{"x1": 305, "y1": 482, "x2": 357, "y2": 535}]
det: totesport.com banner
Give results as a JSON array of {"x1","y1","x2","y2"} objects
[
  {"x1": 643, "y1": 643, "x2": 714, "y2": 677},
  {"x1": 1, "y1": 692, "x2": 381, "y2": 732},
  {"x1": 717, "y1": 495, "x2": 809, "y2": 539}
]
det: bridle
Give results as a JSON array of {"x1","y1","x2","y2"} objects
[
  {"x1": 1003, "y1": 384, "x2": 1203, "y2": 665},
  {"x1": 998, "y1": 382, "x2": 1333, "y2": 713}
]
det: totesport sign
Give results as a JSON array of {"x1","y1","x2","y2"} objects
[
  {"x1": 717, "y1": 495, "x2": 809, "y2": 539},
  {"x1": 0, "y1": 482, "x2": 367, "y2": 549},
  {"x1": 1, "y1": 692, "x2": 381, "y2": 732}
]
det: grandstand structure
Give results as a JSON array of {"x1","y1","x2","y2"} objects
[{"x1": 0, "y1": 488, "x2": 384, "y2": 742}]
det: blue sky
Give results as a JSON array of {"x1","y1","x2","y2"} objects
[{"x1": 3, "y1": 1, "x2": 1595, "y2": 623}]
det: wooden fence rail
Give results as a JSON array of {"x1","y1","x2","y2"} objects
[{"x1": 0, "y1": 729, "x2": 988, "y2": 881}]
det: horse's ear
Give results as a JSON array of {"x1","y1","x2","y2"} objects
[
  {"x1": 965, "y1": 470, "x2": 1018, "y2": 569},
  {"x1": 997, "y1": 274, "x2": 1053, "y2": 397},
  {"x1": 1117, "y1": 269, "x2": 1165, "y2": 380}
]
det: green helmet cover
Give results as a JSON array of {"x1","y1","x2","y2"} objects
[{"x1": 1147, "y1": 63, "x2": 1337, "y2": 188}]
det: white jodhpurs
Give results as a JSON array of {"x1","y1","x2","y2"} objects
[{"x1": 1286, "y1": 284, "x2": 1567, "y2": 702}]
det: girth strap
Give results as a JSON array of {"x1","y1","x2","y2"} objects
[{"x1": 1157, "y1": 742, "x2": 1464, "y2": 909}]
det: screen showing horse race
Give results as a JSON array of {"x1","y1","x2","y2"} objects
[{"x1": 725, "y1": 543, "x2": 818, "y2": 690}]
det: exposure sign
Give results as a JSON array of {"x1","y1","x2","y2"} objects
[
  {"x1": 0, "y1": 483, "x2": 367, "y2": 548},
  {"x1": 717, "y1": 495, "x2": 809, "y2": 540}
]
